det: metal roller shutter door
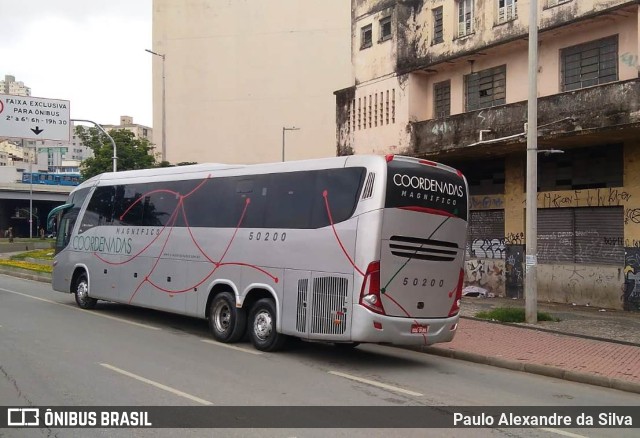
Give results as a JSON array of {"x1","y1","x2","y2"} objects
[{"x1": 574, "y1": 207, "x2": 623, "y2": 265}]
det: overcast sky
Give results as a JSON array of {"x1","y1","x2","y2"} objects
[{"x1": 0, "y1": 0, "x2": 152, "y2": 127}]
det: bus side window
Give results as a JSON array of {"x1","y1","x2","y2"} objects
[
  {"x1": 310, "y1": 167, "x2": 366, "y2": 228},
  {"x1": 265, "y1": 172, "x2": 315, "y2": 229},
  {"x1": 80, "y1": 186, "x2": 115, "y2": 232}
]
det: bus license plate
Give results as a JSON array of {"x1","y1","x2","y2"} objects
[{"x1": 411, "y1": 324, "x2": 428, "y2": 334}]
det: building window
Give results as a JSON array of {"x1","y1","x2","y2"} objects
[
  {"x1": 561, "y1": 35, "x2": 618, "y2": 92},
  {"x1": 538, "y1": 144, "x2": 622, "y2": 190},
  {"x1": 143, "y1": 128, "x2": 148, "y2": 137},
  {"x1": 547, "y1": 0, "x2": 571, "y2": 7},
  {"x1": 464, "y1": 65, "x2": 506, "y2": 111},
  {"x1": 458, "y1": 0, "x2": 474, "y2": 38},
  {"x1": 433, "y1": 80, "x2": 451, "y2": 118},
  {"x1": 360, "y1": 24, "x2": 373, "y2": 49},
  {"x1": 433, "y1": 7, "x2": 444, "y2": 44},
  {"x1": 379, "y1": 16, "x2": 392, "y2": 42},
  {"x1": 497, "y1": 0, "x2": 517, "y2": 24}
]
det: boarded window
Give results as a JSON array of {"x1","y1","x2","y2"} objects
[
  {"x1": 361, "y1": 25, "x2": 372, "y2": 49},
  {"x1": 433, "y1": 7, "x2": 444, "y2": 44},
  {"x1": 537, "y1": 144, "x2": 622, "y2": 191},
  {"x1": 561, "y1": 35, "x2": 618, "y2": 92},
  {"x1": 538, "y1": 207, "x2": 624, "y2": 265},
  {"x1": 380, "y1": 16, "x2": 392, "y2": 41},
  {"x1": 454, "y1": 158, "x2": 505, "y2": 196},
  {"x1": 466, "y1": 210, "x2": 505, "y2": 259},
  {"x1": 433, "y1": 80, "x2": 451, "y2": 118},
  {"x1": 465, "y1": 65, "x2": 506, "y2": 111}
]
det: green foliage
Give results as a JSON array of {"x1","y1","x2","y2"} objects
[
  {"x1": 475, "y1": 307, "x2": 559, "y2": 323},
  {"x1": 76, "y1": 126, "x2": 158, "y2": 179}
]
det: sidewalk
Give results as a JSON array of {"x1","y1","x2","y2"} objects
[{"x1": 421, "y1": 297, "x2": 640, "y2": 394}]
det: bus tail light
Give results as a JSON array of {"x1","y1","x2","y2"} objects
[
  {"x1": 448, "y1": 269, "x2": 464, "y2": 317},
  {"x1": 360, "y1": 261, "x2": 386, "y2": 315}
]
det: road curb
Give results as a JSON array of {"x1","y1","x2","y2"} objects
[
  {"x1": 421, "y1": 346, "x2": 640, "y2": 395},
  {"x1": 0, "y1": 267, "x2": 51, "y2": 283}
]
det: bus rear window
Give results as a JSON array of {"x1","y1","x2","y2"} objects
[{"x1": 386, "y1": 160, "x2": 468, "y2": 221}]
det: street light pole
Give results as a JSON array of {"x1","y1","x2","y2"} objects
[
  {"x1": 23, "y1": 139, "x2": 34, "y2": 239},
  {"x1": 72, "y1": 119, "x2": 117, "y2": 172},
  {"x1": 146, "y1": 49, "x2": 166, "y2": 162},
  {"x1": 282, "y1": 126, "x2": 300, "y2": 162},
  {"x1": 525, "y1": 0, "x2": 539, "y2": 324}
]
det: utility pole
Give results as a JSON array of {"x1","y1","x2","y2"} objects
[{"x1": 525, "y1": 0, "x2": 539, "y2": 324}]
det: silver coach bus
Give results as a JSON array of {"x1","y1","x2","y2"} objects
[{"x1": 51, "y1": 155, "x2": 468, "y2": 351}]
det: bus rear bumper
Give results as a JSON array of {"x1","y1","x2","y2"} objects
[{"x1": 351, "y1": 305, "x2": 459, "y2": 346}]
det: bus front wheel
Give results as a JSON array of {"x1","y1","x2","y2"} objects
[
  {"x1": 74, "y1": 273, "x2": 97, "y2": 310},
  {"x1": 249, "y1": 298, "x2": 287, "y2": 352},
  {"x1": 209, "y1": 292, "x2": 246, "y2": 343}
]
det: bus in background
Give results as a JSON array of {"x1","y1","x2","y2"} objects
[
  {"x1": 22, "y1": 172, "x2": 81, "y2": 186},
  {"x1": 50, "y1": 155, "x2": 468, "y2": 351}
]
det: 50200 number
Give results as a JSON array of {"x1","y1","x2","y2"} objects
[
  {"x1": 249, "y1": 231, "x2": 287, "y2": 242},
  {"x1": 403, "y1": 277, "x2": 444, "y2": 287}
]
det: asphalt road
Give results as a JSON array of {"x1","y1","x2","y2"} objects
[{"x1": 0, "y1": 274, "x2": 637, "y2": 438}]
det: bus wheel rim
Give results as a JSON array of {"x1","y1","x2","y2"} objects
[
  {"x1": 213, "y1": 302, "x2": 231, "y2": 333},
  {"x1": 254, "y1": 310, "x2": 272, "y2": 341},
  {"x1": 77, "y1": 281, "x2": 88, "y2": 302}
]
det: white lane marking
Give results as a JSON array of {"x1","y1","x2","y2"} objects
[
  {"x1": 539, "y1": 428, "x2": 589, "y2": 438},
  {"x1": 0, "y1": 288, "x2": 160, "y2": 330},
  {"x1": 200, "y1": 339, "x2": 263, "y2": 355},
  {"x1": 328, "y1": 370, "x2": 423, "y2": 397},
  {"x1": 100, "y1": 363, "x2": 213, "y2": 405}
]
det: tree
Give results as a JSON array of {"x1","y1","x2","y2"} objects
[{"x1": 76, "y1": 126, "x2": 158, "y2": 179}]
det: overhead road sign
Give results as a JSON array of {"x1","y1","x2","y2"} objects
[{"x1": 0, "y1": 94, "x2": 71, "y2": 141}]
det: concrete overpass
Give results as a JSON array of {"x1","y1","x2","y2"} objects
[{"x1": 0, "y1": 183, "x2": 73, "y2": 238}]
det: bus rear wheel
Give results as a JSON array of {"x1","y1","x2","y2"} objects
[
  {"x1": 249, "y1": 298, "x2": 287, "y2": 352},
  {"x1": 209, "y1": 292, "x2": 246, "y2": 343},
  {"x1": 74, "y1": 273, "x2": 97, "y2": 309}
]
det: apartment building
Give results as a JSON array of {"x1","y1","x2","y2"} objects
[
  {"x1": 0, "y1": 74, "x2": 30, "y2": 96},
  {"x1": 151, "y1": 0, "x2": 352, "y2": 164},
  {"x1": 335, "y1": 0, "x2": 640, "y2": 310},
  {"x1": 102, "y1": 115, "x2": 153, "y2": 141}
]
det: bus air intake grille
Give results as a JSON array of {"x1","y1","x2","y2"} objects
[
  {"x1": 389, "y1": 235, "x2": 459, "y2": 262},
  {"x1": 296, "y1": 278, "x2": 309, "y2": 333},
  {"x1": 361, "y1": 172, "x2": 376, "y2": 199},
  {"x1": 311, "y1": 276, "x2": 348, "y2": 335}
]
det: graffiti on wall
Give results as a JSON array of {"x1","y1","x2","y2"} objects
[
  {"x1": 467, "y1": 238, "x2": 505, "y2": 259},
  {"x1": 536, "y1": 189, "x2": 631, "y2": 209},
  {"x1": 465, "y1": 258, "x2": 505, "y2": 294},
  {"x1": 505, "y1": 245, "x2": 524, "y2": 299},
  {"x1": 623, "y1": 248, "x2": 640, "y2": 310},
  {"x1": 470, "y1": 195, "x2": 504, "y2": 210},
  {"x1": 620, "y1": 52, "x2": 640, "y2": 70}
]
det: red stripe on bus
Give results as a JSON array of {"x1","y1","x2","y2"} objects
[{"x1": 398, "y1": 206, "x2": 456, "y2": 217}]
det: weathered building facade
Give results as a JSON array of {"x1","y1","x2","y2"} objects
[{"x1": 335, "y1": 0, "x2": 640, "y2": 310}]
